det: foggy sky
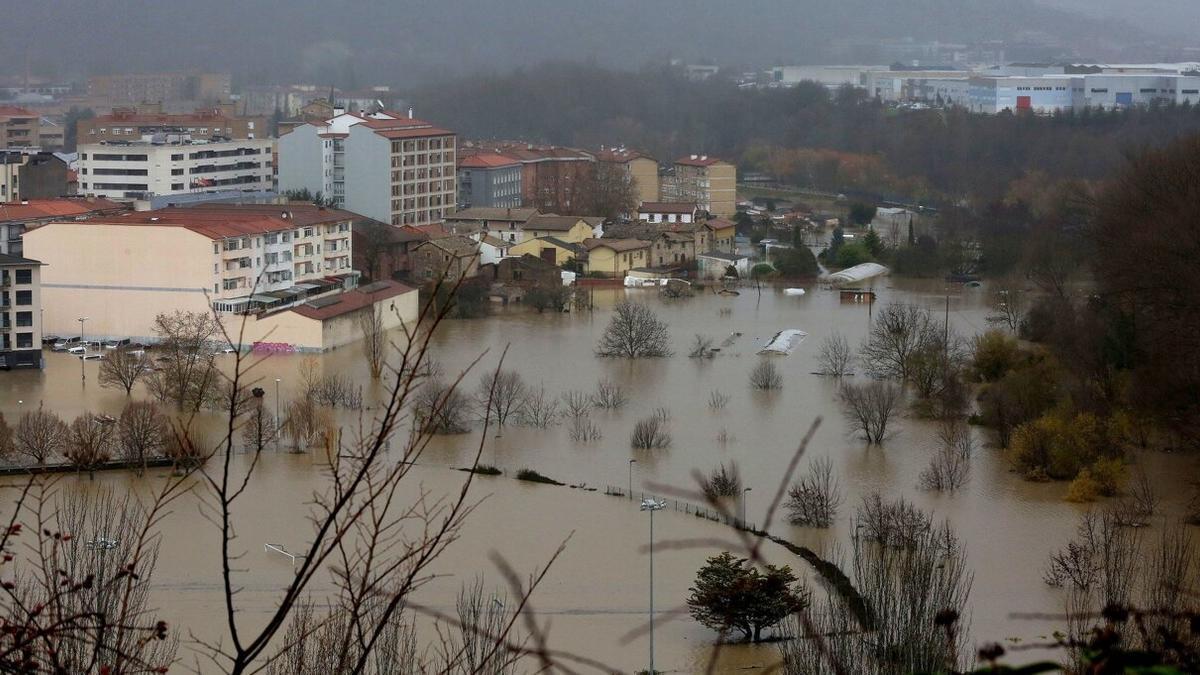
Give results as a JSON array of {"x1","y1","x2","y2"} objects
[{"x1": 0, "y1": 0, "x2": 1179, "y2": 86}]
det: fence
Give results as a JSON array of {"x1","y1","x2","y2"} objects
[{"x1": 604, "y1": 486, "x2": 756, "y2": 532}]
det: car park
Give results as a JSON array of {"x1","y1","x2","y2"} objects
[
  {"x1": 67, "y1": 345, "x2": 88, "y2": 355},
  {"x1": 80, "y1": 353, "x2": 104, "y2": 361},
  {"x1": 103, "y1": 338, "x2": 132, "y2": 349},
  {"x1": 51, "y1": 336, "x2": 82, "y2": 351}
]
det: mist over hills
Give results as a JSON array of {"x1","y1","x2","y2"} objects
[{"x1": 1, "y1": 0, "x2": 1167, "y2": 85}]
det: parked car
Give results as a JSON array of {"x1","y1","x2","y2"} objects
[
  {"x1": 67, "y1": 345, "x2": 88, "y2": 355},
  {"x1": 51, "y1": 336, "x2": 81, "y2": 351},
  {"x1": 42, "y1": 334, "x2": 61, "y2": 346},
  {"x1": 103, "y1": 338, "x2": 131, "y2": 350},
  {"x1": 80, "y1": 353, "x2": 104, "y2": 361}
]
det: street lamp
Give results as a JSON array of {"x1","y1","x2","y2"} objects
[
  {"x1": 640, "y1": 498, "x2": 666, "y2": 675},
  {"x1": 274, "y1": 378, "x2": 283, "y2": 450},
  {"x1": 742, "y1": 487, "x2": 753, "y2": 526},
  {"x1": 77, "y1": 317, "x2": 88, "y2": 382},
  {"x1": 86, "y1": 535, "x2": 119, "y2": 663},
  {"x1": 628, "y1": 459, "x2": 637, "y2": 500}
]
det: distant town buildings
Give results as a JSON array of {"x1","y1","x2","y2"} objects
[
  {"x1": 595, "y1": 148, "x2": 659, "y2": 208},
  {"x1": 0, "y1": 106, "x2": 40, "y2": 148},
  {"x1": 78, "y1": 106, "x2": 267, "y2": 143},
  {"x1": 663, "y1": 156, "x2": 737, "y2": 218},
  {"x1": 0, "y1": 252, "x2": 43, "y2": 370},
  {"x1": 77, "y1": 135, "x2": 273, "y2": 203},
  {"x1": 277, "y1": 109, "x2": 457, "y2": 227},
  {"x1": 87, "y1": 72, "x2": 232, "y2": 108},
  {"x1": 24, "y1": 203, "x2": 360, "y2": 340},
  {"x1": 0, "y1": 197, "x2": 126, "y2": 256},
  {"x1": 0, "y1": 150, "x2": 71, "y2": 202}
]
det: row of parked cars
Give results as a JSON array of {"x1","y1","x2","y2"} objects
[{"x1": 44, "y1": 335, "x2": 148, "y2": 360}]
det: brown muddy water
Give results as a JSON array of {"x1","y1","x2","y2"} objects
[{"x1": 2, "y1": 278, "x2": 1197, "y2": 673}]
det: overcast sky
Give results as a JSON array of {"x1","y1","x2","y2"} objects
[{"x1": 1039, "y1": 0, "x2": 1198, "y2": 36}]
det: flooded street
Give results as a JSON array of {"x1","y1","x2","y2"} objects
[{"x1": 2, "y1": 278, "x2": 1197, "y2": 673}]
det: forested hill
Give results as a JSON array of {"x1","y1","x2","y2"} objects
[
  {"x1": 4, "y1": 0, "x2": 1149, "y2": 83},
  {"x1": 414, "y1": 63, "x2": 1200, "y2": 204}
]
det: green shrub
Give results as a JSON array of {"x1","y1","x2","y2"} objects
[
  {"x1": 1065, "y1": 468, "x2": 1101, "y2": 502},
  {"x1": 1010, "y1": 412, "x2": 1114, "y2": 481},
  {"x1": 835, "y1": 242, "x2": 873, "y2": 268},
  {"x1": 771, "y1": 247, "x2": 819, "y2": 278},
  {"x1": 971, "y1": 330, "x2": 1023, "y2": 382},
  {"x1": 461, "y1": 464, "x2": 502, "y2": 476},
  {"x1": 750, "y1": 262, "x2": 775, "y2": 279},
  {"x1": 516, "y1": 468, "x2": 564, "y2": 485}
]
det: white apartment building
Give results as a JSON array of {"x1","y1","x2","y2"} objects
[
  {"x1": 77, "y1": 136, "x2": 273, "y2": 202},
  {"x1": 277, "y1": 110, "x2": 456, "y2": 227}
]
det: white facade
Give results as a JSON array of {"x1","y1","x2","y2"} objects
[
  {"x1": 770, "y1": 65, "x2": 887, "y2": 89},
  {"x1": 78, "y1": 137, "x2": 273, "y2": 202},
  {"x1": 278, "y1": 111, "x2": 455, "y2": 227},
  {"x1": 967, "y1": 76, "x2": 1078, "y2": 114}
]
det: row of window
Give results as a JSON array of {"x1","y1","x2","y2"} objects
[
  {"x1": 1, "y1": 270, "x2": 33, "y2": 285},
  {"x1": 389, "y1": 152, "x2": 454, "y2": 168},
  {"x1": 391, "y1": 195, "x2": 448, "y2": 211},
  {"x1": 0, "y1": 290, "x2": 33, "y2": 306},
  {"x1": 390, "y1": 137, "x2": 455, "y2": 153},
  {"x1": 389, "y1": 179, "x2": 455, "y2": 196}
]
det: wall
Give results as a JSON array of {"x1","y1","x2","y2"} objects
[
  {"x1": 23, "y1": 224, "x2": 213, "y2": 340},
  {"x1": 343, "y1": 126, "x2": 392, "y2": 223},
  {"x1": 277, "y1": 125, "x2": 330, "y2": 198},
  {"x1": 628, "y1": 158, "x2": 660, "y2": 206}
]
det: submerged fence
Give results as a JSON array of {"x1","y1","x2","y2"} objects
[{"x1": 603, "y1": 485, "x2": 756, "y2": 532}]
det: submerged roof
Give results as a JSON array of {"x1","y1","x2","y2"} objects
[{"x1": 290, "y1": 280, "x2": 414, "y2": 321}]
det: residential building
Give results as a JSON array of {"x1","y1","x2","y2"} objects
[
  {"x1": 463, "y1": 143, "x2": 595, "y2": 212},
  {"x1": 663, "y1": 156, "x2": 736, "y2": 217},
  {"x1": 352, "y1": 222, "x2": 429, "y2": 282},
  {"x1": 77, "y1": 136, "x2": 273, "y2": 202},
  {"x1": 703, "y1": 218, "x2": 738, "y2": 253},
  {"x1": 471, "y1": 233, "x2": 511, "y2": 266},
  {"x1": 522, "y1": 214, "x2": 597, "y2": 243},
  {"x1": 231, "y1": 280, "x2": 417, "y2": 352},
  {"x1": 0, "y1": 106, "x2": 39, "y2": 148},
  {"x1": 494, "y1": 255, "x2": 561, "y2": 287},
  {"x1": 638, "y1": 202, "x2": 696, "y2": 224},
  {"x1": 37, "y1": 117, "x2": 65, "y2": 151},
  {"x1": 23, "y1": 203, "x2": 359, "y2": 340},
  {"x1": 409, "y1": 236, "x2": 480, "y2": 282},
  {"x1": 697, "y1": 251, "x2": 750, "y2": 279},
  {"x1": 78, "y1": 107, "x2": 267, "y2": 143},
  {"x1": 87, "y1": 72, "x2": 232, "y2": 107},
  {"x1": 443, "y1": 207, "x2": 539, "y2": 241},
  {"x1": 508, "y1": 236, "x2": 585, "y2": 266},
  {"x1": 595, "y1": 148, "x2": 659, "y2": 208},
  {"x1": 240, "y1": 84, "x2": 328, "y2": 117},
  {"x1": 582, "y1": 238, "x2": 650, "y2": 278},
  {"x1": 647, "y1": 231, "x2": 697, "y2": 267},
  {"x1": 0, "y1": 152, "x2": 70, "y2": 202},
  {"x1": 277, "y1": 110, "x2": 457, "y2": 227},
  {"x1": 0, "y1": 197, "x2": 126, "y2": 256},
  {"x1": 0, "y1": 252, "x2": 43, "y2": 370},
  {"x1": 457, "y1": 153, "x2": 522, "y2": 209}
]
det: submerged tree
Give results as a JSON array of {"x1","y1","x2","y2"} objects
[
  {"x1": 145, "y1": 310, "x2": 222, "y2": 411},
  {"x1": 14, "y1": 405, "x2": 68, "y2": 465},
  {"x1": 688, "y1": 552, "x2": 810, "y2": 643},
  {"x1": 98, "y1": 346, "x2": 152, "y2": 395},
  {"x1": 596, "y1": 300, "x2": 672, "y2": 358}
]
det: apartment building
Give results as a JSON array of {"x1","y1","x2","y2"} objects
[
  {"x1": 77, "y1": 137, "x2": 273, "y2": 202},
  {"x1": 595, "y1": 148, "x2": 659, "y2": 208},
  {"x1": 0, "y1": 252, "x2": 43, "y2": 370},
  {"x1": 457, "y1": 153, "x2": 522, "y2": 209},
  {"x1": 0, "y1": 151, "x2": 71, "y2": 202},
  {"x1": 78, "y1": 107, "x2": 267, "y2": 143},
  {"x1": 87, "y1": 72, "x2": 232, "y2": 107},
  {"x1": 278, "y1": 110, "x2": 457, "y2": 227},
  {"x1": 23, "y1": 203, "x2": 359, "y2": 340},
  {"x1": 0, "y1": 106, "x2": 39, "y2": 148},
  {"x1": 663, "y1": 155, "x2": 736, "y2": 218},
  {"x1": 0, "y1": 198, "x2": 126, "y2": 256}
]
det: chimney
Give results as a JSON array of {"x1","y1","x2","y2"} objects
[
  {"x1": 700, "y1": 155, "x2": 707, "y2": 161},
  {"x1": 690, "y1": 154, "x2": 698, "y2": 160},
  {"x1": 408, "y1": 106, "x2": 414, "y2": 119}
]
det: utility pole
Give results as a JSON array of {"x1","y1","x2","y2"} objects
[{"x1": 640, "y1": 498, "x2": 665, "y2": 674}]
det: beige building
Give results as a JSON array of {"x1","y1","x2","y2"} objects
[
  {"x1": 0, "y1": 252, "x2": 43, "y2": 369},
  {"x1": 522, "y1": 214, "x2": 598, "y2": 243},
  {"x1": 664, "y1": 155, "x2": 736, "y2": 218},
  {"x1": 23, "y1": 204, "x2": 359, "y2": 340},
  {"x1": 0, "y1": 107, "x2": 39, "y2": 148},
  {"x1": 583, "y1": 238, "x2": 650, "y2": 278},
  {"x1": 596, "y1": 148, "x2": 659, "y2": 208},
  {"x1": 78, "y1": 107, "x2": 267, "y2": 143},
  {"x1": 508, "y1": 236, "x2": 585, "y2": 266},
  {"x1": 87, "y1": 73, "x2": 232, "y2": 107}
]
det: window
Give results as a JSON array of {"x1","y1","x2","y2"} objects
[
  {"x1": 16, "y1": 333, "x2": 32, "y2": 349},
  {"x1": 14, "y1": 269, "x2": 31, "y2": 285},
  {"x1": 15, "y1": 290, "x2": 31, "y2": 306},
  {"x1": 15, "y1": 312, "x2": 31, "y2": 327},
  {"x1": 1091, "y1": 88, "x2": 1109, "y2": 93},
  {"x1": 223, "y1": 279, "x2": 240, "y2": 290}
]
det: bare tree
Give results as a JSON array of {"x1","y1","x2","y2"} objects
[
  {"x1": 440, "y1": 579, "x2": 520, "y2": 675},
  {"x1": 561, "y1": 390, "x2": 592, "y2": 419},
  {"x1": 918, "y1": 446, "x2": 969, "y2": 492},
  {"x1": 591, "y1": 379, "x2": 627, "y2": 409},
  {"x1": 98, "y1": 346, "x2": 151, "y2": 395},
  {"x1": 284, "y1": 397, "x2": 335, "y2": 452},
  {"x1": 750, "y1": 359, "x2": 783, "y2": 390},
  {"x1": 414, "y1": 378, "x2": 473, "y2": 434},
  {"x1": 631, "y1": 415, "x2": 671, "y2": 449},
  {"x1": 1114, "y1": 468, "x2": 1159, "y2": 527},
  {"x1": 708, "y1": 390, "x2": 730, "y2": 410},
  {"x1": 596, "y1": 301, "x2": 672, "y2": 358},
  {"x1": 516, "y1": 385, "x2": 559, "y2": 429},
  {"x1": 817, "y1": 332, "x2": 853, "y2": 376},
  {"x1": 360, "y1": 304, "x2": 387, "y2": 379},
  {"x1": 700, "y1": 462, "x2": 742, "y2": 500},
  {"x1": 476, "y1": 370, "x2": 529, "y2": 428},
  {"x1": 986, "y1": 278, "x2": 1027, "y2": 333},
  {"x1": 14, "y1": 405, "x2": 68, "y2": 465},
  {"x1": 840, "y1": 381, "x2": 902, "y2": 444},
  {"x1": 145, "y1": 310, "x2": 222, "y2": 411},
  {"x1": 568, "y1": 416, "x2": 602, "y2": 442},
  {"x1": 858, "y1": 302, "x2": 939, "y2": 380},
  {"x1": 577, "y1": 160, "x2": 638, "y2": 220},
  {"x1": 118, "y1": 401, "x2": 168, "y2": 474},
  {"x1": 240, "y1": 399, "x2": 276, "y2": 455},
  {"x1": 689, "y1": 334, "x2": 716, "y2": 358},
  {"x1": 785, "y1": 457, "x2": 842, "y2": 527},
  {"x1": 300, "y1": 358, "x2": 364, "y2": 409},
  {"x1": 65, "y1": 412, "x2": 116, "y2": 477}
]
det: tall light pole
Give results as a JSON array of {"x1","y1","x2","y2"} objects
[
  {"x1": 87, "y1": 535, "x2": 118, "y2": 664},
  {"x1": 274, "y1": 378, "x2": 282, "y2": 450},
  {"x1": 742, "y1": 487, "x2": 753, "y2": 526},
  {"x1": 640, "y1": 498, "x2": 665, "y2": 675},
  {"x1": 77, "y1": 316, "x2": 88, "y2": 382},
  {"x1": 628, "y1": 458, "x2": 637, "y2": 500}
]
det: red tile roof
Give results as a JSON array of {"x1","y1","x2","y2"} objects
[
  {"x1": 638, "y1": 202, "x2": 697, "y2": 214},
  {"x1": 584, "y1": 237, "x2": 650, "y2": 253},
  {"x1": 290, "y1": 280, "x2": 415, "y2": 321},
  {"x1": 675, "y1": 155, "x2": 727, "y2": 167},
  {"x1": 595, "y1": 148, "x2": 655, "y2": 163},
  {"x1": 45, "y1": 203, "x2": 364, "y2": 240},
  {"x1": 0, "y1": 198, "x2": 126, "y2": 222},
  {"x1": 0, "y1": 106, "x2": 36, "y2": 119},
  {"x1": 371, "y1": 126, "x2": 454, "y2": 139},
  {"x1": 458, "y1": 152, "x2": 520, "y2": 169},
  {"x1": 358, "y1": 116, "x2": 435, "y2": 129}
]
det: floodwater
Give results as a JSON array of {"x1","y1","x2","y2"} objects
[{"x1": 2, "y1": 278, "x2": 1197, "y2": 673}]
